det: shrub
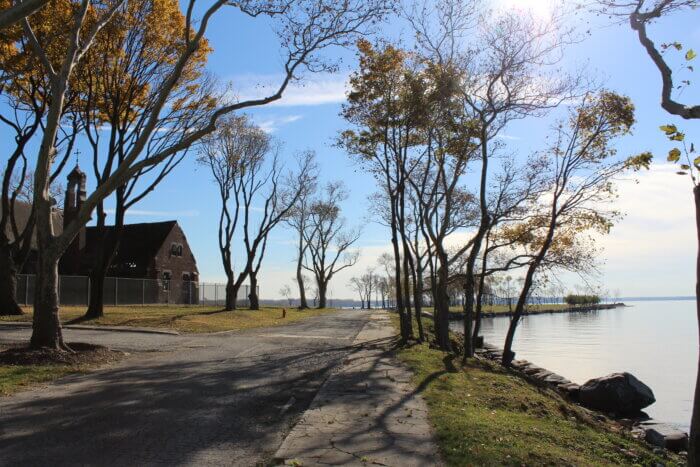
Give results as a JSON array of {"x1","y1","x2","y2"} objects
[{"x1": 564, "y1": 294, "x2": 600, "y2": 306}]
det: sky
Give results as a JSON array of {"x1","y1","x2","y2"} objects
[{"x1": 2, "y1": 0, "x2": 699, "y2": 300}]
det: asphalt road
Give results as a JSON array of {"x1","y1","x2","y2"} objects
[{"x1": 0, "y1": 309, "x2": 371, "y2": 466}]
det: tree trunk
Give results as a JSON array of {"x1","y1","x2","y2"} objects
[
  {"x1": 318, "y1": 282, "x2": 327, "y2": 309},
  {"x1": 249, "y1": 274, "x2": 259, "y2": 310},
  {"x1": 689, "y1": 185, "x2": 700, "y2": 466},
  {"x1": 463, "y1": 277, "x2": 475, "y2": 359},
  {"x1": 85, "y1": 269, "x2": 106, "y2": 319},
  {"x1": 0, "y1": 244, "x2": 23, "y2": 316},
  {"x1": 296, "y1": 261, "x2": 308, "y2": 309},
  {"x1": 30, "y1": 253, "x2": 66, "y2": 350},
  {"x1": 502, "y1": 218, "x2": 557, "y2": 366},
  {"x1": 84, "y1": 209, "x2": 124, "y2": 319},
  {"x1": 225, "y1": 275, "x2": 237, "y2": 311},
  {"x1": 472, "y1": 273, "x2": 486, "y2": 345},
  {"x1": 434, "y1": 251, "x2": 451, "y2": 351}
]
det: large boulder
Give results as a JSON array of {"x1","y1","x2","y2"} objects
[{"x1": 579, "y1": 372, "x2": 655, "y2": 414}]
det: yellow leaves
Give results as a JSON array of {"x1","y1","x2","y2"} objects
[
  {"x1": 625, "y1": 151, "x2": 653, "y2": 171},
  {"x1": 686, "y1": 49, "x2": 697, "y2": 61},
  {"x1": 668, "y1": 148, "x2": 681, "y2": 162},
  {"x1": 576, "y1": 91, "x2": 635, "y2": 139},
  {"x1": 660, "y1": 124, "x2": 677, "y2": 135}
]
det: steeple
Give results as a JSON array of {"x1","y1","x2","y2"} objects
[
  {"x1": 61, "y1": 162, "x2": 88, "y2": 274},
  {"x1": 64, "y1": 163, "x2": 86, "y2": 229}
]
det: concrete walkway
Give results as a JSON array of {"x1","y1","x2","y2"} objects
[{"x1": 274, "y1": 311, "x2": 441, "y2": 466}]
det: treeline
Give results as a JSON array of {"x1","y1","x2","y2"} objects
[
  {"x1": 338, "y1": 0, "x2": 650, "y2": 364},
  {"x1": 564, "y1": 295, "x2": 602, "y2": 306}
]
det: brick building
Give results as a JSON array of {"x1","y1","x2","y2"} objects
[{"x1": 58, "y1": 165, "x2": 200, "y2": 303}]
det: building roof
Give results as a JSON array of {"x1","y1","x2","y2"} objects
[
  {"x1": 67, "y1": 164, "x2": 86, "y2": 181},
  {"x1": 0, "y1": 200, "x2": 63, "y2": 248},
  {"x1": 85, "y1": 220, "x2": 177, "y2": 264}
]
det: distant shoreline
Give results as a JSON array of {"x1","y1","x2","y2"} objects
[{"x1": 448, "y1": 302, "x2": 626, "y2": 320}]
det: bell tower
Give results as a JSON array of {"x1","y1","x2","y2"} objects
[
  {"x1": 61, "y1": 164, "x2": 87, "y2": 274},
  {"x1": 64, "y1": 164, "x2": 86, "y2": 229}
]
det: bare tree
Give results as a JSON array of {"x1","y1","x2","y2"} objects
[
  {"x1": 279, "y1": 284, "x2": 293, "y2": 306},
  {"x1": 304, "y1": 182, "x2": 360, "y2": 308},
  {"x1": 242, "y1": 151, "x2": 315, "y2": 310},
  {"x1": 361, "y1": 268, "x2": 376, "y2": 309},
  {"x1": 349, "y1": 276, "x2": 365, "y2": 308},
  {"x1": 285, "y1": 156, "x2": 319, "y2": 309},
  {"x1": 200, "y1": 116, "x2": 314, "y2": 310},
  {"x1": 501, "y1": 92, "x2": 651, "y2": 365},
  {"x1": 199, "y1": 115, "x2": 269, "y2": 310}
]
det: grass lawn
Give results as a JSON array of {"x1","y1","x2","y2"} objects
[
  {"x1": 389, "y1": 315, "x2": 679, "y2": 466},
  {"x1": 0, "y1": 342, "x2": 125, "y2": 397},
  {"x1": 0, "y1": 364, "x2": 81, "y2": 396},
  {"x1": 0, "y1": 305, "x2": 340, "y2": 333}
]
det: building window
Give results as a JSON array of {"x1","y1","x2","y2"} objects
[
  {"x1": 162, "y1": 270, "x2": 171, "y2": 291},
  {"x1": 170, "y1": 243, "x2": 183, "y2": 257},
  {"x1": 182, "y1": 272, "x2": 190, "y2": 281}
]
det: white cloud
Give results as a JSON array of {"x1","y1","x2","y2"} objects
[
  {"x1": 231, "y1": 73, "x2": 349, "y2": 107},
  {"x1": 255, "y1": 114, "x2": 303, "y2": 133},
  {"x1": 495, "y1": 134, "x2": 521, "y2": 141},
  {"x1": 596, "y1": 163, "x2": 695, "y2": 295}
]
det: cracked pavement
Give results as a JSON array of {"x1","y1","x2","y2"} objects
[
  {"x1": 0, "y1": 309, "x2": 371, "y2": 466},
  {"x1": 274, "y1": 311, "x2": 441, "y2": 466}
]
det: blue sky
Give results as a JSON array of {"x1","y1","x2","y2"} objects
[{"x1": 3, "y1": 0, "x2": 699, "y2": 299}]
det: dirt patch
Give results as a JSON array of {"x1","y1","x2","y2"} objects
[{"x1": 0, "y1": 342, "x2": 125, "y2": 366}]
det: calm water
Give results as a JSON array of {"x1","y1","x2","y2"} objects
[{"x1": 451, "y1": 299, "x2": 698, "y2": 430}]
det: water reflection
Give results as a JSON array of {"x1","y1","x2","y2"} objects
[{"x1": 451, "y1": 300, "x2": 697, "y2": 430}]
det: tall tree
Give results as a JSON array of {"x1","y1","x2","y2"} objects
[
  {"x1": 11, "y1": 0, "x2": 389, "y2": 349},
  {"x1": 500, "y1": 91, "x2": 652, "y2": 365},
  {"x1": 587, "y1": 0, "x2": 700, "y2": 461},
  {"x1": 341, "y1": 40, "x2": 426, "y2": 341},
  {"x1": 304, "y1": 182, "x2": 360, "y2": 308},
  {"x1": 240, "y1": 150, "x2": 314, "y2": 310},
  {"x1": 198, "y1": 115, "x2": 269, "y2": 310},
  {"x1": 0, "y1": 6, "x2": 79, "y2": 315},
  {"x1": 285, "y1": 157, "x2": 319, "y2": 309},
  {"x1": 75, "y1": 0, "x2": 214, "y2": 319}
]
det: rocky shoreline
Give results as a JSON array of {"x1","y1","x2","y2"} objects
[
  {"x1": 447, "y1": 302, "x2": 625, "y2": 320},
  {"x1": 477, "y1": 343, "x2": 689, "y2": 454}
]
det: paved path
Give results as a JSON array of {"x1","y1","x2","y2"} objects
[
  {"x1": 274, "y1": 311, "x2": 441, "y2": 466},
  {"x1": 0, "y1": 310, "x2": 370, "y2": 466}
]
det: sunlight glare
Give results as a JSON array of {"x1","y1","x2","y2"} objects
[{"x1": 497, "y1": 0, "x2": 556, "y2": 18}]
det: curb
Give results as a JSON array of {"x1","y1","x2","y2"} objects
[{"x1": 0, "y1": 321, "x2": 180, "y2": 336}]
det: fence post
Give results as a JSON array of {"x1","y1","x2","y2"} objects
[
  {"x1": 25, "y1": 275, "x2": 29, "y2": 305},
  {"x1": 214, "y1": 284, "x2": 217, "y2": 306},
  {"x1": 142, "y1": 279, "x2": 145, "y2": 305},
  {"x1": 86, "y1": 276, "x2": 90, "y2": 306},
  {"x1": 115, "y1": 277, "x2": 118, "y2": 306}
]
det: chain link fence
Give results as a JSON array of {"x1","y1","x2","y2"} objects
[{"x1": 16, "y1": 274, "x2": 256, "y2": 307}]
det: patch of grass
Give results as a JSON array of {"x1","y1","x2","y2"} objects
[
  {"x1": 388, "y1": 314, "x2": 680, "y2": 466},
  {"x1": 0, "y1": 343, "x2": 124, "y2": 396},
  {"x1": 1, "y1": 305, "x2": 340, "y2": 333},
  {"x1": 0, "y1": 364, "x2": 78, "y2": 396}
]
